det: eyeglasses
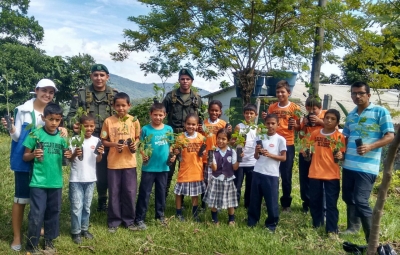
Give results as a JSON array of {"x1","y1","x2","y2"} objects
[{"x1": 351, "y1": 92, "x2": 367, "y2": 97}]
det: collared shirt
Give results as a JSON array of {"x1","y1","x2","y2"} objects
[
  {"x1": 342, "y1": 103, "x2": 394, "y2": 175},
  {"x1": 211, "y1": 147, "x2": 237, "y2": 181}
]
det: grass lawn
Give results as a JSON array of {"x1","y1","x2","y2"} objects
[{"x1": 0, "y1": 134, "x2": 399, "y2": 255}]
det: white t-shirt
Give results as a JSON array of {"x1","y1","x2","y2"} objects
[
  {"x1": 69, "y1": 136, "x2": 100, "y2": 182},
  {"x1": 238, "y1": 123, "x2": 257, "y2": 167},
  {"x1": 254, "y1": 134, "x2": 287, "y2": 177}
]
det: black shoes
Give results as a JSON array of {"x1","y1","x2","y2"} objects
[
  {"x1": 71, "y1": 234, "x2": 82, "y2": 244},
  {"x1": 81, "y1": 230, "x2": 94, "y2": 240}
]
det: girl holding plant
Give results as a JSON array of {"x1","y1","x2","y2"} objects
[
  {"x1": 0, "y1": 79, "x2": 66, "y2": 252},
  {"x1": 305, "y1": 109, "x2": 346, "y2": 235},
  {"x1": 173, "y1": 113, "x2": 206, "y2": 221}
]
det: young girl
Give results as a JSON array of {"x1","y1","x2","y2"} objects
[
  {"x1": 306, "y1": 109, "x2": 346, "y2": 235},
  {"x1": 199, "y1": 100, "x2": 230, "y2": 208},
  {"x1": 174, "y1": 113, "x2": 206, "y2": 221},
  {"x1": 203, "y1": 129, "x2": 241, "y2": 225}
]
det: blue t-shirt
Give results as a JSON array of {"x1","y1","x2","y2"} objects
[
  {"x1": 343, "y1": 103, "x2": 394, "y2": 175},
  {"x1": 140, "y1": 124, "x2": 173, "y2": 172}
]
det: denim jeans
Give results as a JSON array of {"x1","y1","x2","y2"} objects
[{"x1": 69, "y1": 182, "x2": 95, "y2": 234}]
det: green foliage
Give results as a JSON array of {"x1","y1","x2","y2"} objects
[
  {"x1": 336, "y1": 101, "x2": 349, "y2": 117},
  {"x1": 70, "y1": 126, "x2": 86, "y2": 148},
  {"x1": 130, "y1": 98, "x2": 153, "y2": 125},
  {"x1": 224, "y1": 107, "x2": 238, "y2": 124},
  {"x1": 326, "y1": 135, "x2": 345, "y2": 151},
  {"x1": 231, "y1": 130, "x2": 246, "y2": 147},
  {"x1": 137, "y1": 134, "x2": 154, "y2": 157},
  {"x1": 112, "y1": 0, "x2": 366, "y2": 104},
  {"x1": 352, "y1": 116, "x2": 380, "y2": 139},
  {"x1": 219, "y1": 80, "x2": 230, "y2": 89},
  {"x1": 0, "y1": 0, "x2": 44, "y2": 45},
  {"x1": 297, "y1": 131, "x2": 315, "y2": 154}
]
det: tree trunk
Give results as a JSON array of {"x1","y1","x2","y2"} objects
[
  {"x1": 310, "y1": 0, "x2": 327, "y2": 96},
  {"x1": 367, "y1": 126, "x2": 400, "y2": 255},
  {"x1": 238, "y1": 68, "x2": 255, "y2": 105}
]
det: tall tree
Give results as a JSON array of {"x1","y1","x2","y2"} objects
[
  {"x1": 112, "y1": 0, "x2": 365, "y2": 104},
  {"x1": 0, "y1": 0, "x2": 44, "y2": 45}
]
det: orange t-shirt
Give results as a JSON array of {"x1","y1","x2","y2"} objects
[
  {"x1": 177, "y1": 132, "x2": 204, "y2": 183},
  {"x1": 300, "y1": 110, "x2": 327, "y2": 138},
  {"x1": 308, "y1": 129, "x2": 346, "y2": 180},
  {"x1": 268, "y1": 102, "x2": 300, "y2": 145},
  {"x1": 101, "y1": 114, "x2": 141, "y2": 169},
  {"x1": 201, "y1": 118, "x2": 226, "y2": 163}
]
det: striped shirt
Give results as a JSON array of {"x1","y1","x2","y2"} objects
[{"x1": 342, "y1": 103, "x2": 394, "y2": 175}]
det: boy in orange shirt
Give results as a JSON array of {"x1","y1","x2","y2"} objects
[
  {"x1": 266, "y1": 80, "x2": 300, "y2": 212},
  {"x1": 298, "y1": 97, "x2": 326, "y2": 213},
  {"x1": 101, "y1": 92, "x2": 141, "y2": 233},
  {"x1": 306, "y1": 109, "x2": 345, "y2": 234}
]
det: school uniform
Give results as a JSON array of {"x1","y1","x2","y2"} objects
[{"x1": 247, "y1": 133, "x2": 286, "y2": 231}]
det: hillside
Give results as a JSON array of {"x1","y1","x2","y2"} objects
[{"x1": 107, "y1": 74, "x2": 211, "y2": 100}]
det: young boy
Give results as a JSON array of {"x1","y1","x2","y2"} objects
[
  {"x1": 101, "y1": 92, "x2": 141, "y2": 233},
  {"x1": 247, "y1": 114, "x2": 286, "y2": 231},
  {"x1": 134, "y1": 103, "x2": 175, "y2": 230},
  {"x1": 267, "y1": 80, "x2": 300, "y2": 212},
  {"x1": 298, "y1": 97, "x2": 326, "y2": 213},
  {"x1": 232, "y1": 104, "x2": 258, "y2": 209},
  {"x1": 306, "y1": 109, "x2": 345, "y2": 234},
  {"x1": 23, "y1": 103, "x2": 72, "y2": 254},
  {"x1": 69, "y1": 114, "x2": 104, "y2": 244}
]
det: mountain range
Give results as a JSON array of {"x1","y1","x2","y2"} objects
[{"x1": 107, "y1": 74, "x2": 211, "y2": 100}]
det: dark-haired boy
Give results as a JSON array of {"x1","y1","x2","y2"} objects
[
  {"x1": 267, "y1": 80, "x2": 300, "y2": 212},
  {"x1": 248, "y1": 114, "x2": 286, "y2": 231},
  {"x1": 298, "y1": 97, "x2": 326, "y2": 213},
  {"x1": 233, "y1": 104, "x2": 258, "y2": 208},
  {"x1": 134, "y1": 103, "x2": 175, "y2": 230},
  {"x1": 23, "y1": 103, "x2": 72, "y2": 254}
]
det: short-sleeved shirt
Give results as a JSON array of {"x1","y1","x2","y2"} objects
[
  {"x1": 237, "y1": 123, "x2": 257, "y2": 167},
  {"x1": 308, "y1": 129, "x2": 346, "y2": 180},
  {"x1": 268, "y1": 102, "x2": 301, "y2": 145},
  {"x1": 177, "y1": 132, "x2": 204, "y2": 183},
  {"x1": 201, "y1": 118, "x2": 226, "y2": 163},
  {"x1": 101, "y1": 114, "x2": 141, "y2": 169},
  {"x1": 300, "y1": 110, "x2": 327, "y2": 137},
  {"x1": 23, "y1": 127, "x2": 68, "y2": 188},
  {"x1": 254, "y1": 134, "x2": 287, "y2": 177},
  {"x1": 342, "y1": 103, "x2": 394, "y2": 175},
  {"x1": 140, "y1": 124, "x2": 173, "y2": 172},
  {"x1": 70, "y1": 136, "x2": 100, "y2": 182}
]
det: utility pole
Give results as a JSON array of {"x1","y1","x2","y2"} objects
[{"x1": 310, "y1": 0, "x2": 327, "y2": 97}]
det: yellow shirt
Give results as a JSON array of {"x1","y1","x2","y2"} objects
[{"x1": 101, "y1": 114, "x2": 141, "y2": 169}]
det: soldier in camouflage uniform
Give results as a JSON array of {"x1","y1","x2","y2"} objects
[
  {"x1": 67, "y1": 64, "x2": 118, "y2": 212},
  {"x1": 162, "y1": 68, "x2": 203, "y2": 197}
]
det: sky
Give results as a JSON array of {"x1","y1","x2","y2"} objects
[{"x1": 28, "y1": 0, "x2": 343, "y2": 92}]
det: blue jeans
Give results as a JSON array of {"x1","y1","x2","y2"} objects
[{"x1": 69, "y1": 182, "x2": 95, "y2": 234}]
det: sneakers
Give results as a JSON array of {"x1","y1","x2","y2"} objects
[
  {"x1": 71, "y1": 234, "x2": 82, "y2": 244},
  {"x1": 81, "y1": 230, "x2": 94, "y2": 239},
  {"x1": 127, "y1": 224, "x2": 139, "y2": 231},
  {"x1": 282, "y1": 207, "x2": 291, "y2": 213},
  {"x1": 176, "y1": 214, "x2": 185, "y2": 222},
  {"x1": 158, "y1": 216, "x2": 166, "y2": 225},
  {"x1": 228, "y1": 221, "x2": 236, "y2": 226},
  {"x1": 108, "y1": 227, "x2": 118, "y2": 233},
  {"x1": 44, "y1": 239, "x2": 56, "y2": 253},
  {"x1": 11, "y1": 244, "x2": 21, "y2": 251},
  {"x1": 25, "y1": 246, "x2": 42, "y2": 255},
  {"x1": 135, "y1": 221, "x2": 147, "y2": 230}
]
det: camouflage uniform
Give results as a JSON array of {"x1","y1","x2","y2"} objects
[
  {"x1": 67, "y1": 84, "x2": 118, "y2": 211},
  {"x1": 162, "y1": 88, "x2": 202, "y2": 196}
]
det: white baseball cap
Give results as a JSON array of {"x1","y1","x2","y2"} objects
[{"x1": 35, "y1": 79, "x2": 58, "y2": 92}]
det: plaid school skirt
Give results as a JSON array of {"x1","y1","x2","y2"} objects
[
  {"x1": 204, "y1": 178, "x2": 238, "y2": 209},
  {"x1": 174, "y1": 181, "x2": 206, "y2": 196}
]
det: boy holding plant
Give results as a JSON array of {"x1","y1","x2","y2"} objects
[
  {"x1": 101, "y1": 92, "x2": 141, "y2": 233},
  {"x1": 305, "y1": 109, "x2": 345, "y2": 235},
  {"x1": 135, "y1": 103, "x2": 175, "y2": 230},
  {"x1": 23, "y1": 103, "x2": 72, "y2": 254},
  {"x1": 69, "y1": 114, "x2": 104, "y2": 244}
]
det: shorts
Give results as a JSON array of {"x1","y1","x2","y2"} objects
[{"x1": 14, "y1": 171, "x2": 30, "y2": 204}]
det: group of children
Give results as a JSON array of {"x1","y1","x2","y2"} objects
[{"x1": 20, "y1": 80, "x2": 347, "y2": 253}]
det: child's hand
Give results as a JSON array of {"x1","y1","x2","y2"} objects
[
  {"x1": 128, "y1": 141, "x2": 136, "y2": 151},
  {"x1": 288, "y1": 118, "x2": 296, "y2": 128},
  {"x1": 117, "y1": 141, "x2": 125, "y2": 152},
  {"x1": 197, "y1": 124, "x2": 203, "y2": 132},
  {"x1": 334, "y1": 151, "x2": 343, "y2": 160},
  {"x1": 255, "y1": 144, "x2": 262, "y2": 153},
  {"x1": 262, "y1": 149, "x2": 270, "y2": 157},
  {"x1": 226, "y1": 124, "x2": 232, "y2": 133},
  {"x1": 64, "y1": 149, "x2": 72, "y2": 159},
  {"x1": 97, "y1": 145, "x2": 104, "y2": 155},
  {"x1": 34, "y1": 149, "x2": 43, "y2": 159},
  {"x1": 308, "y1": 114, "x2": 318, "y2": 124},
  {"x1": 142, "y1": 155, "x2": 149, "y2": 162},
  {"x1": 301, "y1": 151, "x2": 307, "y2": 158},
  {"x1": 74, "y1": 147, "x2": 83, "y2": 157},
  {"x1": 1, "y1": 117, "x2": 14, "y2": 130},
  {"x1": 58, "y1": 127, "x2": 68, "y2": 137},
  {"x1": 240, "y1": 151, "x2": 244, "y2": 158}
]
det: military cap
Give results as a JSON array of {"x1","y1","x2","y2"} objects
[
  {"x1": 91, "y1": 64, "x2": 109, "y2": 74},
  {"x1": 179, "y1": 68, "x2": 194, "y2": 80}
]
